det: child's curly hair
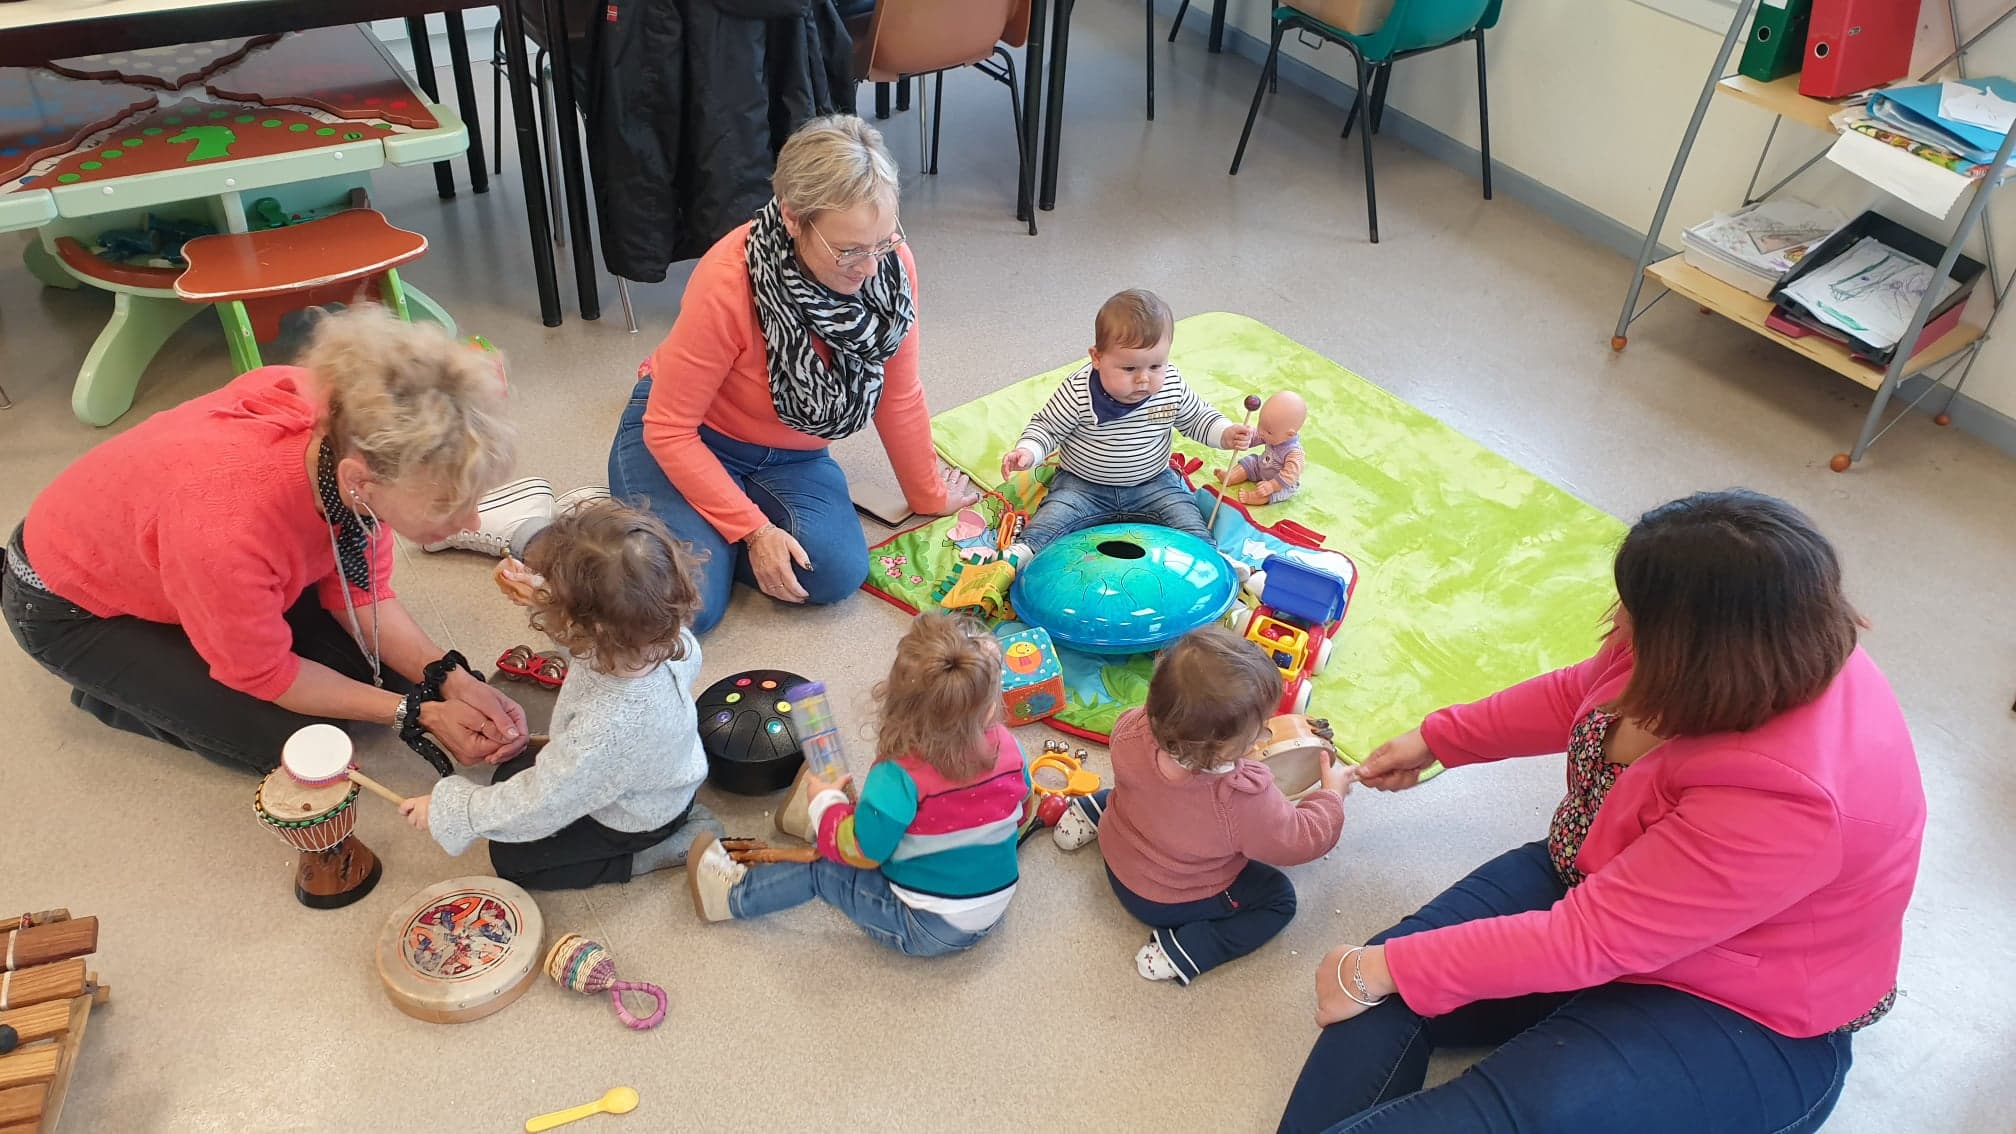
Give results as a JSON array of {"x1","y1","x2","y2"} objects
[
  {"x1": 523, "y1": 499, "x2": 703, "y2": 674},
  {"x1": 873, "y1": 613, "x2": 1004, "y2": 781}
]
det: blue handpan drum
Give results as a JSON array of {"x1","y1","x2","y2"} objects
[{"x1": 1009, "y1": 524, "x2": 1238, "y2": 655}]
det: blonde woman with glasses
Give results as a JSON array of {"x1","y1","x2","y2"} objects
[{"x1": 603, "y1": 114, "x2": 978, "y2": 635}]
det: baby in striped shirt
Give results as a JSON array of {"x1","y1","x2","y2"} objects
[{"x1": 999, "y1": 289, "x2": 1258, "y2": 565}]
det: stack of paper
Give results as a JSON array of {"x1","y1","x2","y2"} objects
[
  {"x1": 1682, "y1": 200, "x2": 1847, "y2": 298},
  {"x1": 1827, "y1": 77, "x2": 2016, "y2": 218},
  {"x1": 1777, "y1": 236, "x2": 1960, "y2": 351}
]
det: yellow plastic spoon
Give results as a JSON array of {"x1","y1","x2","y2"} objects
[{"x1": 525, "y1": 1087, "x2": 640, "y2": 1133}]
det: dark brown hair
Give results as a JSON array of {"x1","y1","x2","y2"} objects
[
  {"x1": 523, "y1": 499, "x2": 703, "y2": 674},
  {"x1": 1610, "y1": 489, "x2": 1861, "y2": 736},
  {"x1": 1095, "y1": 288, "x2": 1174, "y2": 352},
  {"x1": 874, "y1": 613, "x2": 1004, "y2": 781},
  {"x1": 1146, "y1": 625, "x2": 1280, "y2": 769}
]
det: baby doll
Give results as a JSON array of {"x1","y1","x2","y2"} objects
[{"x1": 1217, "y1": 392, "x2": 1307, "y2": 506}]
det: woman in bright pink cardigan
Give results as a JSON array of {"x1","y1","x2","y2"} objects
[{"x1": 1278, "y1": 490, "x2": 1924, "y2": 1134}]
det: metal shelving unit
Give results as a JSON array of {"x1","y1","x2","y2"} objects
[{"x1": 1612, "y1": 0, "x2": 2016, "y2": 471}]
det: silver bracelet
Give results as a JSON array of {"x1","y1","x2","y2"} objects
[{"x1": 1336, "y1": 946, "x2": 1389, "y2": 1008}]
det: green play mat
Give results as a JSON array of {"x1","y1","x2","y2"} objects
[{"x1": 863, "y1": 312, "x2": 1624, "y2": 760}]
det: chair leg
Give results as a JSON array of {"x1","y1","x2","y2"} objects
[
  {"x1": 379, "y1": 267, "x2": 414, "y2": 322},
  {"x1": 1229, "y1": 23, "x2": 1286, "y2": 176},
  {"x1": 897, "y1": 77, "x2": 911, "y2": 111},
  {"x1": 876, "y1": 81, "x2": 891, "y2": 119},
  {"x1": 618, "y1": 277, "x2": 639, "y2": 333},
  {"x1": 444, "y1": 10, "x2": 488, "y2": 194},
  {"x1": 1354, "y1": 55, "x2": 1379, "y2": 244},
  {"x1": 1341, "y1": 83, "x2": 1361, "y2": 139},
  {"x1": 491, "y1": 24, "x2": 506, "y2": 174},
  {"x1": 1476, "y1": 33, "x2": 1493, "y2": 200},
  {"x1": 0, "y1": 383, "x2": 11, "y2": 411},
  {"x1": 994, "y1": 46, "x2": 1036, "y2": 235},
  {"x1": 1169, "y1": 0, "x2": 1190, "y2": 41},
  {"x1": 1145, "y1": 0, "x2": 1155, "y2": 121},
  {"x1": 1369, "y1": 64, "x2": 1391, "y2": 134},
  {"x1": 536, "y1": 51, "x2": 564, "y2": 250},
  {"x1": 930, "y1": 71, "x2": 945, "y2": 175}
]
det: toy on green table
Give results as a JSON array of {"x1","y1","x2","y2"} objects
[
  {"x1": 997, "y1": 625, "x2": 1065, "y2": 726},
  {"x1": 783, "y1": 681, "x2": 848, "y2": 781},
  {"x1": 1225, "y1": 555, "x2": 1350, "y2": 715},
  {"x1": 94, "y1": 214, "x2": 218, "y2": 267},
  {"x1": 1010, "y1": 523, "x2": 1238, "y2": 655}
]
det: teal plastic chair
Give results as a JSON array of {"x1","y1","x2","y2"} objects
[{"x1": 1229, "y1": 0, "x2": 1495, "y2": 243}]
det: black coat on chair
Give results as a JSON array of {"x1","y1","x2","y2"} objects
[{"x1": 581, "y1": 0, "x2": 856, "y2": 283}]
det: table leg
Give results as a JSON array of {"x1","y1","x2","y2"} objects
[
  {"x1": 541, "y1": 0, "x2": 601, "y2": 321},
  {"x1": 73, "y1": 294, "x2": 203, "y2": 427},
  {"x1": 498, "y1": 0, "x2": 563, "y2": 327},
  {"x1": 1039, "y1": 0, "x2": 1076, "y2": 210},
  {"x1": 1209, "y1": 0, "x2": 1227, "y2": 52},
  {"x1": 443, "y1": 10, "x2": 489, "y2": 194},
  {"x1": 405, "y1": 16, "x2": 457, "y2": 200},
  {"x1": 1018, "y1": 0, "x2": 1048, "y2": 225}
]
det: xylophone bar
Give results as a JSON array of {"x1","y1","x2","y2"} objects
[
  {"x1": 0, "y1": 959, "x2": 84, "y2": 1013},
  {"x1": 3, "y1": 917, "x2": 96, "y2": 972}
]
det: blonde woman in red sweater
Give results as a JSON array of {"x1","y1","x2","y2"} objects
[
  {"x1": 1277, "y1": 490, "x2": 1924, "y2": 1134},
  {"x1": 3, "y1": 307, "x2": 530, "y2": 777},
  {"x1": 603, "y1": 115, "x2": 977, "y2": 634}
]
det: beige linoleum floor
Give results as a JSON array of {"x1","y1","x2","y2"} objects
[{"x1": 4, "y1": 4, "x2": 2014, "y2": 1131}]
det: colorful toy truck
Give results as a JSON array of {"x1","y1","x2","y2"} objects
[{"x1": 1225, "y1": 555, "x2": 1349, "y2": 714}]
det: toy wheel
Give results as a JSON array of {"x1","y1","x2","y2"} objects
[
  {"x1": 1313, "y1": 637, "x2": 1334, "y2": 676},
  {"x1": 1226, "y1": 606, "x2": 1254, "y2": 636},
  {"x1": 1291, "y1": 681, "x2": 1313, "y2": 715}
]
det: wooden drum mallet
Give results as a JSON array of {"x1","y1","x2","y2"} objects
[
  {"x1": 1208, "y1": 394, "x2": 1265, "y2": 531},
  {"x1": 253, "y1": 724, "x2": 403, "y2": 910}
]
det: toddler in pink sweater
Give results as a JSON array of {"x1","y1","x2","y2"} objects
[{"x1": 1054, "y1": 626, "x2": 1351, "y2": 983}]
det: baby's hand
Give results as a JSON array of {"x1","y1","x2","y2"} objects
[
  {"x1": 399, "y1": 794, "x2": 432, "y2": 832},
  {"x1": 1318, "y1": 753, "x2": 1356, "y2": 798},
  {"x1": 1000, "y1": 447, "x2": 1035, "y2": 481},
  {"x1": 1222, "y1": 424, "x2": 1259, "y2": 450},
  {"x1": 494, "y1": 557, "x2": 543, "y2": 606}
]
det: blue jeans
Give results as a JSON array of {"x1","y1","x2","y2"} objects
[
  {"x1": 1020, "y1": 468, "x2": 1213, "y2": 555},
  {"x1": 727, "y1": 857, "x2": 993, "y2": 958},
  {"x1": 1276, "y1": 842, "x2": 1854, "y2": 1134},
  {"x1": 1076, "y1": 791, "x2": 1298, "y2": 983},
  {"x1": 607, "y1": 377, "x2": 868, "y2": 635}
]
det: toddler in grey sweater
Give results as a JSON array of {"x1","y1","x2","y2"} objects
[{"x1": 402, "y1": 499, "x2": 722, "y2": 889}]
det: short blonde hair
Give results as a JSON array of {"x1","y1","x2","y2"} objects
[
  {"x1": 1095, "y1": 289, "x2": 1174, "y2": 352},
  {"x1": 300, "y1": 305, "x2": 516, "y2": 521},
  {"x1": 772, "y1": 115, "x2": 900, "y2": 221},
  {"x1": 873, "y1": 613, "x2": 1003, "y2": 782}
]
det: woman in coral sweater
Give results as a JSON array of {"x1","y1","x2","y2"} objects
[
  {"x1": 1277, "y1": 490, "x2": 1924, "y2": 1134},
  {"x1": 605, "y1": 114, "x2": 976, "y2": 634},
  {"x1": 3, "y1": 308, "x2": 529, "y2": 778}
]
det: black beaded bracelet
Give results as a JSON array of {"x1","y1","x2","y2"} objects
[{"x1": 398, "y1": 687, "x2": 453, "y2": 777}]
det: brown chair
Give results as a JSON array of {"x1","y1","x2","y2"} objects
[{"x1": 855, "y1": 0, "x2": 1034, "y2": 235}]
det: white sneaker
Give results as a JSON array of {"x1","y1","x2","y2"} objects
[
  {"x1": 1004, "y1": 542, "x2": 1033, "y2": 570},
  {"x1": 684, "y1": 833, "x2": 748, "y2": 923},
  {"x1": 1051, "y1": 798, "x2": 1099, "y2": 851},
  {"x1": 1136, "y1": 937, "x2": 1183, "y2": 983},
  {"x1": 424, "y1": 478, "x2": 554, "y2": 556},
  {"x1": 553, "y1": 484, "x2": 613, "y2": 512}
]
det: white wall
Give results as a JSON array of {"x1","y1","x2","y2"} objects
[{"x1": 1209, "y1": 0, "x2": 2016, "y2": 420}]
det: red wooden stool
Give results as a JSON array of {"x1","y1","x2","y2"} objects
[{"x1": 175, "y1": 209, "x2": 432, "y2": 372}]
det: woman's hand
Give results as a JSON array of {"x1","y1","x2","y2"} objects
[
  {"x1": 939, "y1": 463, "x2": 980, "y2": 514},
  {"x1": 1315, "y1": 944, "x2": 1396, "y2": 1026},
  {"x1": 419, "y1": 696, "x2": 511, "y2": 765},
  {"x1": 399, "y1": 794, "x2": 432, "y2": 832},
  {"x1": 746, "y1": 524, "x2": 811, "y2": 603},
  {"x1": 442, "y1": 668, "x2": 529, "y2": 763},
  {"x1": 1357, "y1": 728, "x2": 1437, "y2": 792}
]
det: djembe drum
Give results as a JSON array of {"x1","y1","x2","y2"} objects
[
  {"x1": 375, "y1": 877, "x2": 543, "y2": 1025},
  {"x1": 1252, "y1": 715, "x2": 1339, "y2": 801},
  {"x1": 253, "y1": 767, "x2": 382, "y2": 909}
]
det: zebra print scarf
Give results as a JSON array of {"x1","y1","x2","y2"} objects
[{"x1": 744, "y1": 198, "x2": 914, "y2": 440}]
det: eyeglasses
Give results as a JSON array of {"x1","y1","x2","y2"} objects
[{"x1": 809, "y1": 219, "x2": 907, "y2": 269}]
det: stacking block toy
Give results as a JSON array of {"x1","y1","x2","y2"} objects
[{"x1": 997, "y1": 626, "x2": 1065, "y2": 726}]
